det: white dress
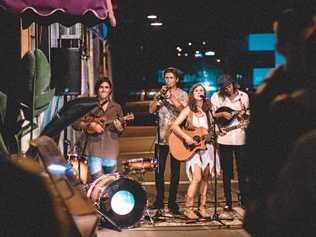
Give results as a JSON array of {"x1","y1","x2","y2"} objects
[{"x1": 185, "y1": 113, "x2": 221, "y2": 181}]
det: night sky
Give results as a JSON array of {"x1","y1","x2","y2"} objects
[{"x1": 110, "y1": 0, "x2": 314, "y2": 103}]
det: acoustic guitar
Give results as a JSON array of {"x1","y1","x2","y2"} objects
[
  {"x1": 215, "y1": 106, "x2": 249, "y2": 127},
  {"x1": 86, "y1": 113, "x2": 134, "y2": 135},
  {"x1": 168, "y1": 122, "x2": 248, "y2": 161}
]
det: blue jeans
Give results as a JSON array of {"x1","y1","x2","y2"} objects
[{"x1": 88, "y1": 156, "x2": 117, "y2": 180}]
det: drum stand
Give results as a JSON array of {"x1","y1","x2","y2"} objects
[
  {"x1": 143, "y1": 202, "x2": 155, "y2": 225},
  {"x1": 96, "y1": 207, "x2": 122, "y2": 232}
]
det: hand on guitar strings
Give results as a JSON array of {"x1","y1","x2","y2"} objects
[
  {"x1": 184, "y1": 136, "x2": 198, "y2": 146},
  {"x1": 113, "y1": 118, "x2": 124, "y2": 132},
  {"x1": 88, "y1": 121, "x2": 104, "y2": 134}
]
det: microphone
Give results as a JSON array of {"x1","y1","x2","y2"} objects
[{"x1": 200, "y1": 95, "x2": 206, "y2": 100}]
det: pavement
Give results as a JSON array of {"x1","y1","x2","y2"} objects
[{"x1": 93, "y1": 126, "x2": 250, "y2": 237}]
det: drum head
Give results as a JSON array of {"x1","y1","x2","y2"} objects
[{"x1": 98, "y1": 177, "x2": 147, "y2": 228}]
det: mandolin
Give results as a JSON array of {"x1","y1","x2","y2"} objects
[
  {"x1": 215, "y1": 106, "x2": 249, "y2": 127},
  {"x1": 168, "y1": 122, "x2": 248, "y2": 161},
  {"x1": 86, "y1": 113, "x2": 134, "y2": 135}
]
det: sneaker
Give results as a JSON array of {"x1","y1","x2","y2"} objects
[
  {"x1": 169, "y1": 208, "x2": 181, "y2": 216},
  {"x1": 153, "y1": 209, "x2": 163, "y2": 221},
  {"x1": 223, "y1": 205, "x2": 233, "y2": 212}
]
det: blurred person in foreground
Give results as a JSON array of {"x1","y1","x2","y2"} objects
[{"x1": 244, "y1": 6, "x2": 316, "y2": 236}]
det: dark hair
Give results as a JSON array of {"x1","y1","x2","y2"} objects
[
  {"x1": 188, "y1": 83, "x2": 209, "y2": 113},
  {"x1": 94, "y1": 77, "x2": 112, "y2": 94},
  {"x1": 164, "y1": 67, "x2": 180, "y2": 79},
  {"x1": 275, "y1": 8, "x2": 315, "y2": 46},
  {"x1": 218, "y1": 77, "x2": 238, "y2": 98}
]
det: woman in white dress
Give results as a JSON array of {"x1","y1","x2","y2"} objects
[{"x1": 171, "y1": 83, "x2": 220, "y2": 219}]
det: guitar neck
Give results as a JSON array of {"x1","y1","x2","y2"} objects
[
  {"x1": 214, "y1": 122, "x2": 246, "y2": 136},
  {"x1": 223, "y1": 124, "x2": 243, "y2": 132},
  {"x1": 103, "y1": 116, "x2": 127, "y2": 126}
]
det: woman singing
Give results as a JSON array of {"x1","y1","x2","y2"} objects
[{"x1": 171, "y1": 83, "x2": 220, "y2": 219}]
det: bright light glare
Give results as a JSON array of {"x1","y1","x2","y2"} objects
[
  {"x1": 188, "y1": 42, "x2": 192, "y2": 46},
  {"x1": 111, "y1": 190, "x2": 135, "y2": 215},
  {"x1": 48, "y1": 164, "x2": 67, "y2": 174},
  {"x1": 150, "y1": 22, "x2": 163, "y2": 26},
  {"x1": 176, "y1": 46, "x2": 182, "y2": 52},
  {"x1": 216, "y1": 59, "x2": 221, "y2": 62},
  {"x1": 147, "y1": 15, "x2": 157, "y2": 19},
  {"x1": 205, "y1": 51, "x2": 215, "y2": 56}
]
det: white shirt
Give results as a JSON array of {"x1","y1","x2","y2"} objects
[
  {"x1": 211, "y1": 90, "x2": 249, "y2": 145},
  {"x1": 185, "y1": 113, "x2": 220, "y2": 181}
]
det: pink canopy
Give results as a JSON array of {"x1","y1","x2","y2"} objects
[{"x1": 0, "y1": 0, "x2": 108, "y2": 28}]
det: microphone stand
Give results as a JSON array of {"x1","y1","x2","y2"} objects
[
  {"x1": 152, "y1": 101, "x2": 162, "y2": 222},
  {"x1": 208, "y1": 106, "x2": 233, "y2": 225},
  {"x1": 155, "y1": 104, "x2": 161, "y2": 175}
]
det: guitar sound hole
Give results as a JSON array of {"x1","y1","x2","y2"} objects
[{"x1": 193, "y1": 136, "x2": 201, "y2": 143}]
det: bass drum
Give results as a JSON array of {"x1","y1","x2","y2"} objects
[{"x1": 87, "y1": 173, "x2": 147, "y2": 228}]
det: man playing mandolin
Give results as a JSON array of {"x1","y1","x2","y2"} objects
[
  {"x1": 211, "y1": 74, "x2": 249, "y2": 211},
  {"x1": 171, "y1": 83, "x2": 220, "y2": 219},
  {"x1": 77, "y1": 78, "x2": 125, "y2": 181}
]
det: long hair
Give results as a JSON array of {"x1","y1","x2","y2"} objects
[
  {"x1": 218, "y1": 81, "x2": 239, "y2": 99},
  {"x1": 188, "y1": 83, "x2": 210, "y2": 113}
]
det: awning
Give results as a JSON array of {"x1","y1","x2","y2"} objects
[{"x1": 0, "y1": 0, "x2": 108, "y2": 28}]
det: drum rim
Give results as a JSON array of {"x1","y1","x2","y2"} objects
[{"x1": 97, "y1": 176, "x2": 147, "y2": 228}]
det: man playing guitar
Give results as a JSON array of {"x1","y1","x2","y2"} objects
[
  {"x1": 211, "y1": 74, "x2": 250, "y2": 211},
  {"x1": 77, "y1": 78, "x2": 125, "y2": 181}
]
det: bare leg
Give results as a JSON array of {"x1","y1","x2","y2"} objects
[
  {"x1": 184, "y1": 165, "x2": 201, "y2": 219},
  {"x1": 199, "y1": 165, "x2": 211, "y2": 218}
]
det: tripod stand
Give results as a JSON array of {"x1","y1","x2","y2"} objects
[
  {"x1": 152, "y1": 107, "x2": 162, "y2": 222},
  {"x1": 208, "y1": 109, "x2": 234, "y2": 225}
]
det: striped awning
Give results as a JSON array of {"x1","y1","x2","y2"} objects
[{"x1": 0, "y1": 0, "x2": 109, "y2": 28}]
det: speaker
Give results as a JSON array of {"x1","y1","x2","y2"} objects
[{"x1": 51, "y1": 48, "x2": 81, "y2": 95}]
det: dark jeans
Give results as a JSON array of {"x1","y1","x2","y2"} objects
[
  {"x1": 218, "y1": 144, "x2": 248, "y2": 206},
  {"x1": 154, "y1": 144, "x2": 180, "y2": 210}
]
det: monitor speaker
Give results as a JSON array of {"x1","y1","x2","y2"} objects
[{"x1": 51, "y1": 48, "x2": 81, "y2": 95}]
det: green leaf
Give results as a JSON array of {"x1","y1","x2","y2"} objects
[
  {"x1": 34, "y1": 49, "x2": 51, "y2": 95},
  {"x1": 19, "y1": 49, "x2": 53, "y2": 110},
  {"x1": 19, "y1": 49, "x2": 55, "y2": 121},
  {"x1": 19, "y1": 49, "x2": 51, "y2": 97},
  {"x1": 0, "y1": 90, "x2": 7, "y2": 125},
  {"x1": 21, "y1": 88, "x2": 55, "y2": 121},
  {"x1": 0, "y1": 133, "x2": 9, "y2": 157}
]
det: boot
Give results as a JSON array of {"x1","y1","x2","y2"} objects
[
  {"x1": 184, "y1": 195, "x2": 199, "y2": 220},
  {"x1": 199, "y1": 195, "x2": 210, "y2": 218}
]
